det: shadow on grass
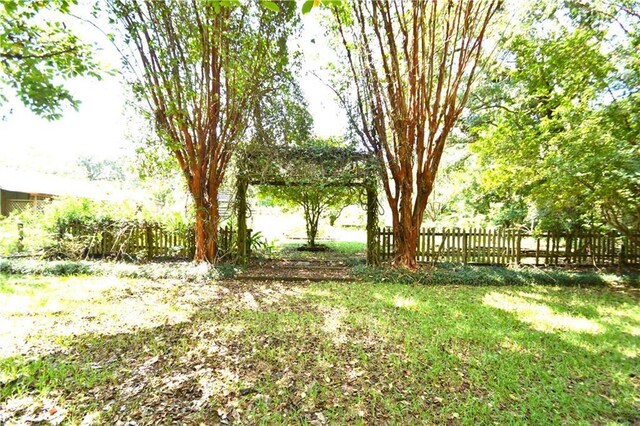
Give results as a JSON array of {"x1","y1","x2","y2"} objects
[
  {"x1": 352, "y1": 264, "x2": 640, "y2": 288},
  {"x1": 1, "y1": 280, "x2": 638, "y2": 424},
  {"x1": 263, "y1": 241, "x2": 367, "y2": 265},
  {"x1": 0, "y1": 318, "x2": 230, "y2": 424},
  {"x1": 300, "y1": 282, "x2": 639, "y2": 423}
]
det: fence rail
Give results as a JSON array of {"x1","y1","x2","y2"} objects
[
  {"x1": 62, "y1": 221, "x2": 240, "y2": 261},
  {"x1": 378, "y1": 227, "x2": 640, "y2": 267}
]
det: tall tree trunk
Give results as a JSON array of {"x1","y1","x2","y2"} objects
[
  {"x1": 394, "y1": 221, "x2": 419, "y2": 269},
  {"x1": 193, "y1": 187, "x2": 220, "y2": 263},
  {"x1": 390, "y1": 185, "x2": 425, "y2": 269}
]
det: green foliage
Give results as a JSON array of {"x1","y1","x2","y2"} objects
[
  {"x1": 0, "y1": 0, "x2": 101, "y2": 119},
  {"x1": 462, "y1": 1, "x2": 640, "y2": 236},
  {"x1": 0, "y1": 258, "x2": 238, "y2": 281},
  {"x1": 0, "y1": 196, "x2": 192, "y2": 258},
  {"x1": 352, "y1": 264, "x2": 640, "y2": 287},
  {"x1": 258, "y1": 138, "x2": 361, "y2": 247},
  {"x1": 301, "y1": 0, "x2": 315, "y2": 14},
  {"x1": 77, "y1": 156, "x2": 126, "y2": 182}
]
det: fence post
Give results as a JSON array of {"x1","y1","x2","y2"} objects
[
  {"x1": 366, "y1": 185, "x2": 380, "y2": 266},
  {"x1": 462, "y1": 230, "x2": 468, "y2": 265},
  {"x1": 236, "y1": 178, "x2": 248, "y2": 265},
  {"x1": 146, "y1": 224, "x2": 153, "y2": 261},
  {"x1": 17, "y1": 221, "x2": 24, "y2": 252},
  {"x1": 516, "y1": 229, "x2": 522, "y2": 265},
  {"x1": 619, "y1": 242, "x2": 626, "y2": 267}
]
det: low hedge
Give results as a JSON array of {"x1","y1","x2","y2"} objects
[
  {"x1": 0, "y1": 258, "x2": 239, "y2": 282},
  {"x1": 352, "y1": 264, "x2": 640, "y2": 287}
]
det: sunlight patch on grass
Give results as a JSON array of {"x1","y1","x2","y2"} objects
[
  {"x1": 304, "y1": 288, "x2": 334, "y2": 298},
  {"x1": 2, "y1": 275, "x2": 638, "y2": 424},
  {"x1": 499, "y1": 337, "x2": 533, "y2": 354},
  {"x1": 393, "y1": 295, "x2": 418, "y2": 310},
  {"x1": 0, "y1": 276, "x2": 221, "y2": 358},
  {"x1": 320, "y1": 306, "x2": 347, "y2": 344},
  {"x1": 483, "y1": 292, "x2": 605, "y2": 334}
]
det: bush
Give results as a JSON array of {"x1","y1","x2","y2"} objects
[
  {"x1": 0, "y1": 259, "x2": 239, "y2": 282},
  {"x1": 351, "y1": 264, "x2": 640, "y2": 287},
  {"x1": 0, "y1": 197, "x2": 194, "y2": 260}
]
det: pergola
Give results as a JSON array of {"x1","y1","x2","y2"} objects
[{"x1": 234, "y1": 144, "x2": 380, "y2": 265}]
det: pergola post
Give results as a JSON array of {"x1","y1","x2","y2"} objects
[
  {"x1": 237, "y1": 177, "x2": 249, "y2": 265},
  {"x1": 366, "y1": 184, "x2": 380, "y2": 265}
]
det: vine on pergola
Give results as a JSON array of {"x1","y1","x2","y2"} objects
[{"x1": 234, "y1": 143, "x2": 381, "y2": 263}]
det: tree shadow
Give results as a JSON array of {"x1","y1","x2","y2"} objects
[
  {"x1": 303, "y1": 282, "x2": 639, "y2": 423},
  {"x1": 1, "y1": 281, "x2": 638, "y2": 424}
]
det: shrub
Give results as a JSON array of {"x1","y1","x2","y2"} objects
[
  {"x1": 351, "y1": 264, "x2": 640, "y2": 287},
  {"x1": 0, "y1": 259, "x2": 238, "y2": 282},
  {"x1": 0, "y1": 197, "x2": 195, "y2": 260}
]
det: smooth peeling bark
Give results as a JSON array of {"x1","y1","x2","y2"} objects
[
  {"x1": 192, "y1": 195, "x2": 219, "y2": 263},
  {"x1": 331, "y1": 0, "x2": 500, "y2": 269},
  {"x1": 111, "y1": 1, "x2": 295, "y2": 264}
]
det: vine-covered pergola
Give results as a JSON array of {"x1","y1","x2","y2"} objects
[{"x1": 235, "y1": 144, "x2": 380, "y2": 265}]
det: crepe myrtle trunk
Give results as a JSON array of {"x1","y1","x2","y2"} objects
[
  {"x1": 193, "y1": 188, "x2": 220, "y2": 263},
  {"x1": 388, "y1": 183, "x2": 432, "y2": 269}
]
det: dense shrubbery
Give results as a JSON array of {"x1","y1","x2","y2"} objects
[
  {"x1": 352, "y1": 264, "x2": 640, "y2": 287},
  {"x1": 0, "y1": 197, "x2": 192, "y2": 259},
  {"x1": 0, "y1": 258, "x2": 238, "y2": 282}
]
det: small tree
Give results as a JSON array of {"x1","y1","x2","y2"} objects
[
  {"x1": 110, "y1": 0, "x2": 296, "y2": 262},
  {"x1": 262, "y1": 184, "x2": 355, "y2": 249}
]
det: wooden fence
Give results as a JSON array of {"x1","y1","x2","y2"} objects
[
  {"x1": 62, "y1": 221, "x2": 240, "y2": 261},
  {"x1": 378, "y1": 227, "x2": 640, "y2": 267}
]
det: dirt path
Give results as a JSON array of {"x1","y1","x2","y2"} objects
[{"x1": 237, "y1": 260, "x2": 355, "y2": 282}]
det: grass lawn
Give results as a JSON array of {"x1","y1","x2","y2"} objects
[
  {"x1": 0, "y1": 272, "x2": 638, "y2": 424},
  {"x1": 267, "y1": 241, "x2": 366, "y2": 264}
]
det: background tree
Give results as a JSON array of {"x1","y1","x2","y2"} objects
[
  {"x1": 328, "y1": 0, "x2": 501, "y2": 268},
  {"x1": 461, "y1": 0, "x2": 640, "y2": 241},
  {"x1": 109, "y1": 0, "x2": 297, "y2": 262},
  {"x1": 77, "y1": 156, "x2": 126, "y2": 182},
  {"x1": 0, "y1": 0, "x2": 100, "y2": 119}
]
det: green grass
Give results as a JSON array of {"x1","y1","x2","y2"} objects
[{"x1": 0, "y1": 273, "x2": 638, "y2": 424}]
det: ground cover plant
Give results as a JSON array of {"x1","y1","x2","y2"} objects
[
  {"x1": 0, "y1": 272, "x2": 637, "y2": 424},
  {"x1": 0, "y1": 258, "x2": 238, "y2": 281}
]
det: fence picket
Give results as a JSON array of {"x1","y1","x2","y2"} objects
[{"x1": 376, "y1": 227, "x2": 639, "y2": 268}]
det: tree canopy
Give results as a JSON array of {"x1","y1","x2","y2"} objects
[
  {"x1": 256, "y1": 137, "x2": 363, "y2": 248},
  {"x1": 110, "y1": 0, "x2": 299, "y2": 262},
  {"x1": 0, "y1": 0, "x2": 101, "y2": 119},
  {"x1": 461, "y1": 0, "x2": 640, "y2": 242}
]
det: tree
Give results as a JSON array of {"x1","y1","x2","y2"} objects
[
  {"x1": 78, "y1": 156, "x2": 126, "y2": 182},
  {"x1": 109, "y1": 0, "x2": 297, "y2": 262},
  {"x1": 328, "y1": 0, "x2": 501, "y2": 268},
  {"x1": 463, "y1": 0, "x2": 640, "y2": 240},
  {"x1": 0, "y1": 0, "x2": 100, "y2": 119},
  {"x1": 259, "y1": 138, "x2": 358, "y2": 249}
]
